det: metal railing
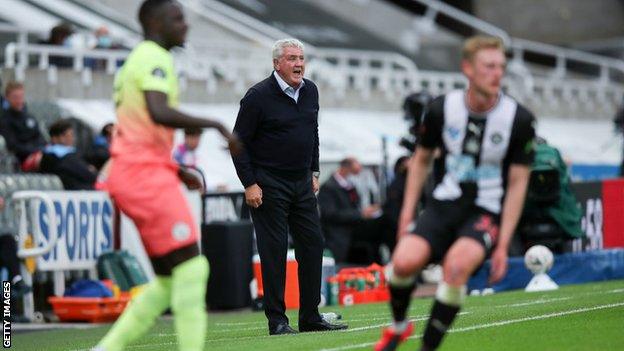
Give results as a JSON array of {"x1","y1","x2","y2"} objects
[
  {"x1": 4, "y1": 39, "x2": 624, "y2": 117},
  {"x1": 12, "y1": 191, "x2": 59, "y2": 322},
  {"x1": 180, "y1": 0, "x2": 293, "y2": 48},
  {"x1": 509, "y1": 38, "x2": 624, "y2": 83},
  {"x1": 412, "y1": 0, "x2": 624, "y2": 83},
  {"x1": 414, "y1": 0, "x2": 511, "y2": 44}
]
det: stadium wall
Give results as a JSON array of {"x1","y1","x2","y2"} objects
[{"x1": 470, "y1": 178, "x2": 624, "y2": 292}]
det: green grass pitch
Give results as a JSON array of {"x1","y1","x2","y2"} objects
[{"x1": 11, "y1": 279, "x2": 624, "y2": 350}]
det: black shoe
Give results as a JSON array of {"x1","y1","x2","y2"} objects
[
  {"x1": 299, "y1": 319, "x2": 348, "y2": 332},
  {"x1": 269, "y1": 323, "x2": 298, "y2": 335}
]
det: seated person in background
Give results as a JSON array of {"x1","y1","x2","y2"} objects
[
  {"x1": 85, "y1": 26, "x2": 125, "y2": 70},
  {"x1": 173, "y1": 127, "x2": 202, "y2": 167},
  {"x1": 39, "y1": 120, "x2": 97, "y2": 190},
  {"x1": 318, "y1": 157, "x2": 383, "y2": 264},
  {"x1": 0, "y1": 81, "x2": 46, "y2": 170},
  {"x1": 86, "y1": 123, "x2": 113, "y2": 170},
  {"x1": 40, "y1": 22, "x2": 75, "y2": 68}
]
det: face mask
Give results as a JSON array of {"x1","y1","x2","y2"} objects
[
  {"x1": 346, "y1": 174, "x2": 358, "y2": 184},
  {"x1": 97, "y1": 36, "x2": 112, "y2": 48},
  {"x1": 63, "y1": 37, "x2": 72, "y2": 48}
]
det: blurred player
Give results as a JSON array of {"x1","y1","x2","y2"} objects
[
  {"x1": 94, "y1": 1, "x2": 240, "y2": 350},
  {"x1": 375, "y1": 35, "x2": 536, "y2": 351}
]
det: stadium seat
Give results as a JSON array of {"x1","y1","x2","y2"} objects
[{"x1": 0, "y1": 174, "x2": 64, "y2": 236}]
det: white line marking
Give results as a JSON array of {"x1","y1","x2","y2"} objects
[
  {"x1": 122, "y1": 286, "x2": 624, "y2": 349},
  {"x1": 345, "y1": 312, "x2": 469, "y2": 333},
  {"x1": 215, "y1": 321, "x2": 264, "y2": 326},
  {"x1": 318, "y1": 302, "x2": 624, "y2": 351},
  {"x1": 473, "y1": 287, "x2": 624, "y2": 309},
  {"x1": 147, "y1": 288, "x2": 624, "y2": 340},
  {"x1": 494, "y1": 296, "x2": 573, "y2": 307},
  {"x1": 91, "y1": 287, "x2": 624, "y2": 350},
  {"x1": 345, "y1": 317, "x2": 427, "y2": 333}
]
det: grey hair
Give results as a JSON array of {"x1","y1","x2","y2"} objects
[{"x1": 272, "y1": 38, "x2": 305, "y2": 60}]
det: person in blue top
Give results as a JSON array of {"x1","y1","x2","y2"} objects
[{"x1": 39, "y1": 119, "x2": 97, "y2": 190}]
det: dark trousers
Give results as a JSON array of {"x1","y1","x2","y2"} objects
[
  {"x1": 0, "y1": 235, "x2": 20, "y2": 280},
  {"x1": 251, "y1": 168, "x2": 324, "y2": 329},
  {"x1": 347, "y1": 218, "x2": 385, "y2": 264}
]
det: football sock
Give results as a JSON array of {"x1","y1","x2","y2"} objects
[
  {"x1": 171, "y1": 255, "x2": 209, "y2": 351},
  {"x1": 421, "y1": 282, "x2": 466, "y2": 350},
  {"x1": 386, "y1": 265, "x2": 417, "y2": 331},
  {"x1": 97, "y1": 276, "x2": 172, "y2": 351}
]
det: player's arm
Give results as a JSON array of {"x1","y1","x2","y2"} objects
[
  {"x1": 397, "y1": 147, "x2": 434, "y2": 237},
  {"x1": 397, "y1": 97, "x2": 443, "y2": 238},
  {"x1": 497, "y1": 164, "x2": 531, "y2": 252},
  {"x1": 489, "y1": 164, "x2": 530, "y2": 283},
  {"x1": 490, "y1": 109, "x2": 536, "y2": 284},
  {"x1": 178, "y1": 166, "x2": 203, "y2": 192},
  {"x1": 144, "y1": 91, "x2": 242, "y2": 154}
]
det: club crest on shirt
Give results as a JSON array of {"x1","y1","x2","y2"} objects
[
  {"x1": 152, "y1": 67, "x2": 166, "y2": 78},
  {"x1": 26, "y1": 118, "x2": 36, "y2": 129},
  {"x1": 490, "y1": 132, "x2": 503, "y2": 145},
  {"x1": 172, "y1": 222, "x2": 191, "y2": 242}
]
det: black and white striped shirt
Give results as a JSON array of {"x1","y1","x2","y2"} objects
[{"x1": 418, "y1": 89, "x2": 536, "y2": 214}]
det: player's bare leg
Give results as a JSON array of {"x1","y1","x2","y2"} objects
[
  {"x1": 420, "y1": 237, "x2": 485, "y2": 351},
  {"x1": 96, "y1": 277, "x2": 172, "y2": 351},
  {"x1": 375, "y1": 235, "x2": 430, "y2": 351}
]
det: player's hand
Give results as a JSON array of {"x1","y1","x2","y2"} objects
[
  {"x1": 178, "y1": 168, "x2": 204, "y2": 192},
  {"x1": 361, "y1": 204, "x2": 381, "y2": 219},
  {"x1": 226, "y1": 132, "x2": 243, "y2": 156},
  {"x1": 489, "y1": 247, "x2": 508, "y2": 284},
  {"x1": 312, "y1": 176, "x2": 319, "y2": 193},
  {"x1": 245, "y1": 184, "x2": 263, "y2": 208}
]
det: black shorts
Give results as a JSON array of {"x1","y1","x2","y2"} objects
[{"x1": 410, "y1": 199, "x2": 500, "y2": 263}]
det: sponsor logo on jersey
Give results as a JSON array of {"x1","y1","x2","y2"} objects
[
  {"x1": 152, "y1": 67, "x2": 166, "y2": 78},
  {"x1": 445, "y1": 126, "x2": 461, "y2": 140},
  {"x1": 172, "y1": 222, "x2": 191, "y2": 242}
]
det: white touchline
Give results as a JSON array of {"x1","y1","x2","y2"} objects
[
  {"x1": 318, "y1": 302, "x2": 624, "y2": 351},
  {"x1": 345, "y1": 312, "x2": 470, "y2": 333},
  {"x1": 164, "y1": 288, "x2": 624, "y2": 338},
  {"x1": 345, "y1": 317, "x2": 428, "y2": 333},
  {"x1": 157, "y1": 324, "x2": 267, "y2": 337},
  {"x1": 448, "y1": 302, "x2": 624, "y2": 333},
  {"x1": 493, "y1": 296, "x2": 573, "y2": 308},
  {"x1": 215, "y1": 321, "x2": 265, "y2": 326},
  {"x1": 476, "y1": 287, "x2": 624, "y2": 309},
  {"x1": 124, "y1": 287, "x2": 624, "y2": 349}
]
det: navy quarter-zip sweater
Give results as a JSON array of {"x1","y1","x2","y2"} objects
[{"x1": 232, "y1": 73, "x2": 320, "y2": 188}]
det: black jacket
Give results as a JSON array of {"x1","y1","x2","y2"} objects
[
  {"x1": 382, "y1": 172, "x2": 407, "y2": 233},
  {"x1": 232, "y1": 73, "x2": 320, "y2": 188},
  {"x1": 0, "y1": 108, "x2": 46, "y2": 163},
  {"x1": 318, "y1": 175, "x2": 363, "y2": 262},
  {"x1": 39, "y1": 145, "x2": 97, "y2": 190}
]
